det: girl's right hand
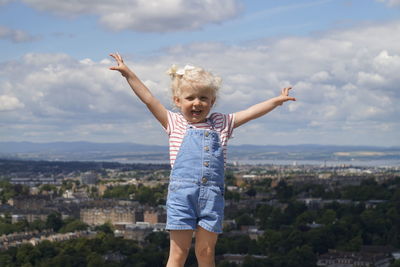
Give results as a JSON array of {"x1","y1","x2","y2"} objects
[{"x1": 109, "y1": 53, "x2": 130, "y2": 77}]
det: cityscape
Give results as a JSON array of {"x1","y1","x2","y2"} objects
[
  {"x1": 0, "y1": 157, "x2": 399, "y2": 266},
  {"x1": 1, "y1": 0, "x2": 399, "y2": 266}
]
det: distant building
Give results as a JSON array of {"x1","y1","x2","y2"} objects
[
  {"x1": 97, "y1": 184, "x2": 108, "y2": 196},
  {"x1": 223, "y1": 220, "x2": 237, "y2": 230},
  {"x1": 0, "y1": 230, "x2": 95, "y2": 251},
  {"x1": 365, "y1": 200, "x2": 387, "y2": 209},
  {"x1": 9, "y1": 210, "x2": 51, "y2": 223},
  {"x1": 247, "y1": 227, "x2": 265, "y2": 241},
  {"x1": 80, "y1": 206, "x2": 143, "y2": 226},
  {"x1": 62, "y1": 189, "x2": 74, "y2": 199},
  {"x1": 122, "y1": 223, "x2": 154, "y2": 242},
  {"x1": 8, "y1": 195, "x2": 51, "y2": 210},
  {"x1": 297, "y1": 198, "x2": 324, "y2": 210},
  {"x1": 10, "y1": 177, "x2": 62, "y2": 187},
  {"x1": 11, "y1": 214, "x2": 25, "y2": 224},
  {"x1": 220, "y1": 254, "x2": 268, "y2": 265},
  {"x1": 118, "y1": 222, "x2": 166, "y2": 243},
  {"x1": 317, "y1": 249, "x2": 392, "y2": 267},
  {"x1": 80, "y1": 171, "x2": 98, "y2": 185},
  {"x1": 103, "y1": 252, "x2": 127, "y2": 263},
  {"x1": 143, "y1": 208, "x2": 166, "y2": 224}
]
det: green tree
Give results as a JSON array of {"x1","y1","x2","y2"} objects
[
  {"x1": 259, "y1": 229, "x2": 283, "y2": 254},
  {"x1": 318, "y1": 209, "x2": 337, "y2": 225},
  {"x1": 245, "y1": 187, "x2": 257, "y2": 198},
  {"x1": 0, "y1": 254, "x2": 13, "y2": 267},
  {"x1": 95, "y1": 222, "x2": 114, "y2": 235},
  {"x1": 276, "y1": 180, "x2": 293, "y2": 201},
  {"x1": 145, "y1": 232, "x2": 169, "y2": 250},
  {"x1": 0, "y1": 181, "x2": 29, "y2": 203},
  {"x1": 225, "y1": 169, "x2": 236, "y2": 186},
  {"x1": 236, "y1": 213, "x2": 255, "y2": 228},
  {"x1": 284, "y1": 202, "x2": 307, "y2": 224},
  {"x1": 136, "y1": 186, "x2": 156, "y2": 205},
  {"x1": 40, "y1": 184, "x2": 58, "y2": 195},
  {"x1": 16, "y1": 244, "x2": 40, "y2": 266},
  {"x1": 286, "y1": 245, "x2": 317, "y2": 267},
  {"x1": 341, "y1": 234, "x2": 363, "y2": 251},
  {"x1": 295, "y1": 210, "x2": 317, "y2": 227},
  {"x1": 89, "y1": 186, "x2": 99, "y2": 198},
  {"x1": 86, "y1": 252, "x2": 106, "y2": 267},
  {"x1": 304, "y1": 227, "x2": 335, "y2": 254},
  {"x1": 217, "y1": 261, "x2": 238, "y2": 267},
  {"x1": 225, "y1": 189, "x2": 240, "y2": 202},
  {"x1": 46, "y1": 212, "x2": 64, "y2": 232},
  {"x1": 265, "y1": 208, "x2": 284, "y2": 229},
  {"x1": 103, "y1": 185, "x2": 132, "y2": 199},
  {"x1": 37, "y1": 240, "x2": 59, "y2": 260},
  {"x1": 59, "y1": 219, "x2": 88, "y2": 233},
  {"x1": 242, "y1": 255, "x2": 269, "y2": 267},
  {"x1": 29, "y1": 219, "x2": 46, "y2": 231},
  {"x1": 391, "y1": 260, "x2": 400, "y2": 267},
  {"x1": 255, "y1": 204, "x2": 273, "y2": 227}
]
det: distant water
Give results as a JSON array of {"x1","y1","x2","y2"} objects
[
  {"x1": 114, "y1": 158, "x2": 399, "y2": 168},
  {"x1": 228, "y1": 159, "x2": 400, "y2": 167}
]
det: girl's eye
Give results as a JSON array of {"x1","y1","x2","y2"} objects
[
  {"x1": 186, "y1": 97, "x2": 194, "y2": 101},
  {"x1": 200, "y1": 97, "x2": 208, "y2": 101}
]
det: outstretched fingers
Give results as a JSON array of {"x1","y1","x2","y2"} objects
[
  {"x1": 109, "y1": 52, "x2": 125, "y2": 71},
  {"x1": 281, "y1": 87, "x2": 296, "y2": 102},
  {"x1": 281, "y1": 86, "x2": 292, "y2": 96},
  {"x1": 108, "y1": 53, "x2": 131, "y2": 78},
  {"x1": 114, "y1": 52, "x2": 124, "y2": 62}
]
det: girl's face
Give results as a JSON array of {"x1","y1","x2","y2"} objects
[{"x1": 174, "y1": 86, "x2": 215, "y2": 123}]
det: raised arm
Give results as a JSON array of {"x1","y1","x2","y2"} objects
[
  {"x1": 234, "y1": 87, "x2": 296, "y2": 128},
  {"x1": 109, "y1": 53, "x2": 168, "y2": 129}
]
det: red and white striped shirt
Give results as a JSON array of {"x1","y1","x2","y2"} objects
[{"x1": 165, "y1": 111, "x2": 235, "y2": 167}]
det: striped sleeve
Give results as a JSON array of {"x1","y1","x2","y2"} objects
[
  {"x1": 165, "y1": 110, "x2": 177, "y2": 135},
  {"x1": 226, "y1": 113, "x2": 235, "y2": 139},
  {"x1": 209, "y1": 112, "x2": 235, "y2": 139},
  {"x1": 166, "y1": 111, "x2": 187, "y2": 166}
]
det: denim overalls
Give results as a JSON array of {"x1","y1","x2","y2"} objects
[{"x1": 166, "y1": 123, "x2": 225, "y2": 233}]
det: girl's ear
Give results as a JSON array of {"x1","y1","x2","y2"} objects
[
  {"x1": 173, "y1": 96, "x2": 181, "y2": 108},
  {"x1": 211, "y1": 97, "x2": 216, "y2": 107}
]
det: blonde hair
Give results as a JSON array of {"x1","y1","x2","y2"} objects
[{"x1": 167, "y1": 65, "x2": 222, "y2": 100}]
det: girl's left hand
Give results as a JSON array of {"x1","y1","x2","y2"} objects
[{"x1": 277, "y1": 87, "x2": 296, "y2": 105}]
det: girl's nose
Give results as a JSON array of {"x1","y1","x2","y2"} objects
[{"x1": 193, "y1": 98, "x2": 201, "y2": 106}]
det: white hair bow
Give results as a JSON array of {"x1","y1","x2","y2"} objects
[{"x1": 167, "y1": 64, "x2": 195, "y2": 77}]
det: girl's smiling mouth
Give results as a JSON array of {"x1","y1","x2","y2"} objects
[{"x1": 191, "y1": 110, "x2": 202, "y2": 116}]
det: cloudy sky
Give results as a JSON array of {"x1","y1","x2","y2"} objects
[{"x1": 0, "y1": 0, "x2": 399, "y2": 147}]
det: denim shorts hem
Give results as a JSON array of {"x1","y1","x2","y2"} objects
[
  {"x1": 169, "y1": 177, "x2": 224, "y2": 187},
  {"x1": 198, "y1": 222, "x2": 222, "y2": 234},
  {"x1": 166, "y1": 224, "x2": 195, "y2": 231}
]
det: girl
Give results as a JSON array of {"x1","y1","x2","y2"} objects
[{"x1": 109, "y1": 53, "x2": 295, "y2": 267}]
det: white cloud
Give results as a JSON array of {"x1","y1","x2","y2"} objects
[
  {"x1": 0, "y1": 52, "x2": 174, "y2": 143},
  {"x1": 0, "y1": 95, "x2": 24, "y2": 111},
  {"x1": 1, "y1": 20, "x2": 400, "y2": 145},
  {"x1": 357, "y1": 72, "x2": 385, "y2": 87},
  {"x1": 0, "y1": 0, "x2": 13, "y2": 5},
  {"x1": 377, "y1": 0, "x2": 400, "y2": 7},
  {"x1": 0, "y1": 25, "x2": 39, "y2": 43},
  {"x1": 372, "y1": 50, "x2": 400, "y2": 84},
  {"x1": 310, "y1": 71, "x2": 331, "y2": 83},
  {"x1": 20, "y1": 0, "x2": 242, "y2": 32},
  {"x1": 154, "y1": 21, "x2": 400, "y2": 145}
]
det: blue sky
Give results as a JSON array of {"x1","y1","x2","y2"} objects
[{"x1": 1, "y1": 0, "x2": 400, "y2": 146}]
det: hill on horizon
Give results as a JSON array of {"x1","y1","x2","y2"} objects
[{"x1": 1, "y1": 141, "x2": 399, "y2": 163}]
